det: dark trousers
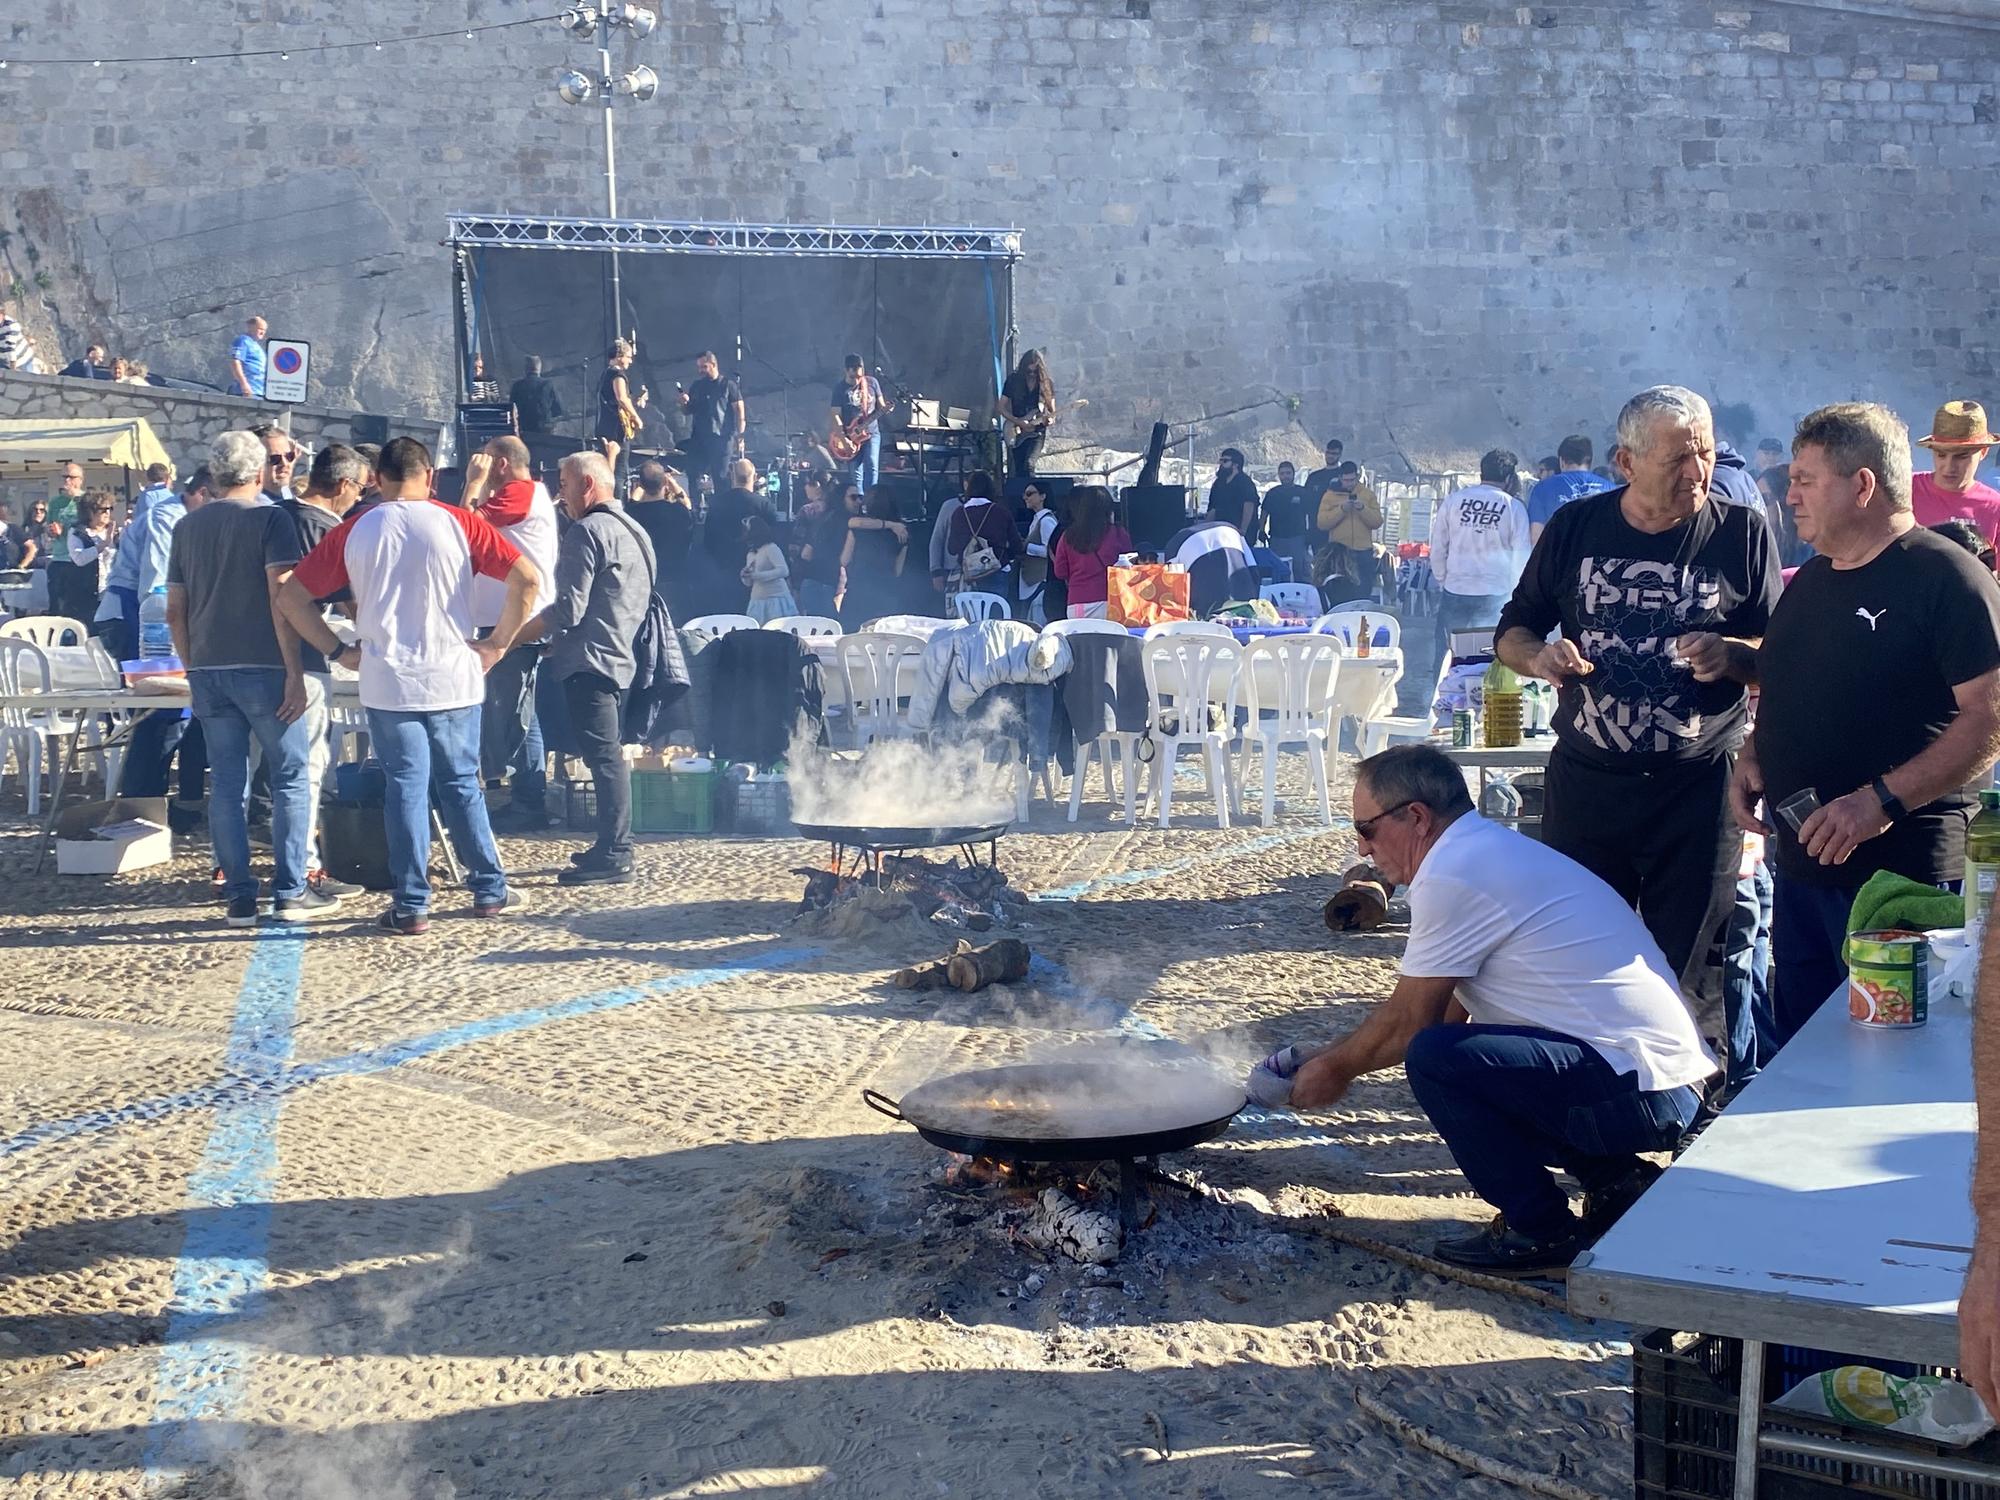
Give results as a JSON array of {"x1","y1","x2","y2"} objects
[
  {"x1": 1403, "y1": 1023, "x2": 1702, "y2": 1242},
  {"x1": 1009, "y1": 431, "x2": 1044, "y2": 479},
  {"x1": 1718, "y1": 860, "x2": 1777, "y2": 1094},
  {"x1": 564, "y1": 671, "x2": 631, "y2": 861},
  {"x1": 119, "y1": 709, "x2": 206, "y2": 802},
  {"x1": 1770, "y1": 873, "x2": 1859, "y2": 1046},
  {"x1": 1542, "y1": 744, "x2": 1739, "y2": 984},
  {"x1": 480, "y1": 640, "x2": 542, "y2": 783},
  {"x1": 683, "y1": 441, "x2": 729, "y2": 501}
]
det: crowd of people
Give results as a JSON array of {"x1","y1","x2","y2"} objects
[{"x1": 0, "y1": 302, "x2": 271, "y2": 396}]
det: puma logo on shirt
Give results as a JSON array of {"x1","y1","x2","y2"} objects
[{"x1": 1855, "y1": 606, "x2": 1887, "y2": 631}]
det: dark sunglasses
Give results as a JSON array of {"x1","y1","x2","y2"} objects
[
  {"x1": 1353, "y1": 799, "x2": 1417, "y2": 841},
  {"x1": 269, "y1": 451, "x2": 298, "y2": 465}
]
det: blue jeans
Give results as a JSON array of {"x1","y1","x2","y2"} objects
[
  {"x1": 1403, "y1": 1023, "x2": 1702, "y2": 1242},
  {"x1": 797, "y1": 578, "x2": 838, "y2": 619},
  {"x1": 366, "y1": 705, "x2": 507, "y2": 915},
  {"x1": 191, "y1": 668, "x2": 311, "y2": 905},
  {"x1": 848, "y1": 431, "x2": 880, "y2": 493},
  {"x1": 1719, "y1": 859, "x2": 1777, "y2": 1094}
]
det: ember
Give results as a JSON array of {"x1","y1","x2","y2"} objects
[{"x1": 794, "y1": 851, "x2": 1028, "y2": 930}]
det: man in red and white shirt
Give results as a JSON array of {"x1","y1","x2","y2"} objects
[
  {"x1": 278, "y1": 435, "x2": 541, "y2": 935},
  {"x1": 464, "y1": 434, "x2": 561, "y2": 830}
]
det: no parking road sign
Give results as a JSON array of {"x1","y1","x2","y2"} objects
[{"x1": 264, "y1": 338, "x2": 310, "y2": 403}]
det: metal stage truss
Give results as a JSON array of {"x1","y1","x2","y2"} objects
[{"x1": 445, "y1": 214, "x2": 1022, "y2": 261}]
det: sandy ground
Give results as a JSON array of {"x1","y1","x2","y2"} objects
[{"x1": 0, "y1": 751, "x2": 1641, "y2": 1500}]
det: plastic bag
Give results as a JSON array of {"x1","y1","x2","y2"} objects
[
  {"x1": 1106, "y1": 563, "x2": 1191, "y2": 628},
  {"x1": 1773, "y1": 1367, "x2": 1995, "y2": 1447}
]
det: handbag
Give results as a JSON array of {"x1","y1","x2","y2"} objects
[{"x1": 960, "y1": 535, "x2": 1002, "y2": 582}]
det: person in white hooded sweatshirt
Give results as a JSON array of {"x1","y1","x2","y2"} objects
[{"x1": 1431, "y1": 447, "x2": 1530, "y2": 674}]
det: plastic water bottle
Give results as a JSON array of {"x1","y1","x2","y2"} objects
[{"x1": 139, "y1": 585, "x2": 173, "y2": 659}]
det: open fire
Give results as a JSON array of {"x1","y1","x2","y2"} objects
[{"x1": 795, "y1": 851, "x2": 1028, "y2": 930}]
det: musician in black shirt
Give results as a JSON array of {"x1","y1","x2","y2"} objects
[
  {"x1": 510, "y1": 355, "x2": 564, "y2": 436},
  {"x1": 679, "y1": 349, "x2": 745, "y2": 500},
  {"x1": 1000, "y1": 348, "x2": 1057, "y2": 479}
]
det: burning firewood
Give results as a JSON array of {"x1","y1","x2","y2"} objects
[
  {"x1": 1324, "y1": 861, "x2": 1392, "y2": 932},
  {"x1": 946, "y1": 937, "x2": 1031, "y2": 992},
  {"x1": 1022, "y1": 1186, "x2": 1121, "y2": 1265}
]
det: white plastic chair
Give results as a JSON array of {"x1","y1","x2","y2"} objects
[
  {"x1": 1041, "y1": 617, "x2": 1128, "y2": 640},
  {"x1": 1312, "y1": 611, "x2": 1401, "y2": 653},
  {"x1": 1142, "y1": 619, "x2": 1234, "y2": 641},
  {"x1": 763, "y1": 615, "x2": 842, "y2": 639},
  {"x1": 952, "y1": 591, "x2": 1010, "y2": 623},
  {"x1": 681, "y1": 613, "x2": 759, "y2": 645},
  {"x1": 833, "y1": 631, "x2": 927, "y2": 751},
  {"x1": 1238, "y1": 637, "x2": 1344, "y2": 827},
  {"x1": 0, "y1": 615, "x2": 91, "y2": 648},
  {"x1": 0, "y1": 638, "x2": 122, "y2": 811},
  {"x1": 1259, "y1": 582, "x2": 1321, "y2": 619},
  {"x1": 1138, "y1": 635, "x2": 1242, "y2": 829}
]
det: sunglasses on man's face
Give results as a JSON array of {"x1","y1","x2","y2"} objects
[{"x1": 269, "y1": 451, "x2": 298, "y2": 466}]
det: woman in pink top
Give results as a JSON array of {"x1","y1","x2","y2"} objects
[{"x1": 1051, "y1": 485, "x2": 1132, "y2": 619}]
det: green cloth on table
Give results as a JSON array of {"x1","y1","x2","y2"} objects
[{"x1": 1844, "y1": 870, "x2": 1962, "y2": 939}]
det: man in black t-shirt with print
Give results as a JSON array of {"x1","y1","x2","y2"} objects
[
  {"x1": 1731, "y1": 402, "x2": 2000, "y2": 1044},
  {"x1": 1496, "y1": 385, "x2": 1782, "y2": 994}
]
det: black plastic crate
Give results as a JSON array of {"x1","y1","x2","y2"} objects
[{"x1": 1635, "y1": 1329, "x2": 2000, "y2": 1500}]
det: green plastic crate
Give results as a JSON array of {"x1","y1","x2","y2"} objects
[{"x1": 632, "y1": 768, "x2": 716, "y2": 834}]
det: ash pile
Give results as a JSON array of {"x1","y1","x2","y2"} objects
[{"x1": 795, "y1": 853, "x2": 1030, "y2": 934}]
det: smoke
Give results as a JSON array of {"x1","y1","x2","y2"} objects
[{"x1": 787, "y1": 716, "x2": 1017, "y2": 830}]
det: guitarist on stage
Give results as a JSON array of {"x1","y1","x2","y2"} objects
[
  {"x1": 594, "y1": 339, "x2": 646, "y2": 482},
  {"x1": 829, "y1": 354, "x2": 892, "y2": 491},
  {"x1": 1000, "y1": 348, "x2": 1058, "y2": 480}
]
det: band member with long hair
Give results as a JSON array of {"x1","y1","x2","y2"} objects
[
  {"x1": 594, "y1": 340, "x2": 644, "y2": 479},
  {"x1": 1000, "y1": 348, "x2": 1057, "y2": 479}
]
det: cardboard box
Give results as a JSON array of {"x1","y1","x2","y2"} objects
[{"x1": 54, "y1": 796, "x2": 171, "y2": 875}]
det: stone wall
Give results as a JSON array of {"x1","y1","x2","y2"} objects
[
  {"x1": 0, "y1": 370, "x2": 442, "y2": 515},
  {"x1": 3, "y1": 0, "x2": 1998, "y2": 470}
]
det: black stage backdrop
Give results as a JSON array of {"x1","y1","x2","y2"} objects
[{"x1": 468, "y1": 248, "x2": 1009, "y2": 453}]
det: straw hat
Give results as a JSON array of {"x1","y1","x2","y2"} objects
[{"x1": 1917, "y1": 400, "x2": 1997, "y2": 450}]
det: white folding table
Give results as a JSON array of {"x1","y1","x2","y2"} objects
[{"x1": 1570, "y1": 942, "x2": 1980, "y2": 1497}]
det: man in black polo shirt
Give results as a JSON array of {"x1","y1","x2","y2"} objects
[
  {"x1": 1732, "y1": 402, "x2": 2000, "y2": 1043},
  {"x1": 1496, "y1": 385, "x2": 1781, "y2": 989},
  {"x1": 678, "y1": 349, "x2": 744, "y2": 500}
]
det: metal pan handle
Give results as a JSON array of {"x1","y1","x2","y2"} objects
[{"x1": 860, "y1": 1088, "x2": 905, "y2": 1122}]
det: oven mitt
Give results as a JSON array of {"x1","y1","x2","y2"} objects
[{"x1": 1247, "y1": 1044, "x2": 1303, "y2": 1108}]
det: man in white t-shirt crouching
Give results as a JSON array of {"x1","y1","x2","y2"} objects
[{"x1": 1287, "y1": 743, "x2": 1717, "y2": 1277}]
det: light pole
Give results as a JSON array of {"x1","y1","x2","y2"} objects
[{"x1": 556, "y1": 5, "x2": 658, "y2": 351}]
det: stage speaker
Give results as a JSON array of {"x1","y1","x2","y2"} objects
[
  {"x1": 873, "y1": 472, "x2": 929, "y2": 523},
  {"x1": 1122, "y1": 484, "x2": 1188, "y2": 552},
  {"x1": 351, "y1": 413, "x2": 391, "y2": 446},
  {"x1": 1136, "y1": 422, "x2": 1170, "y2": 488}
]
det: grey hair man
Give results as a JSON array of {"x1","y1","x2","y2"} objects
[
  {"x1": 1280, "y1": 744, "x2": 1716, "y2": 1276},
  {"x1": 520, "y1": 450, "x2": 657, "y2": 885},
  {"x1": 168, "y1": 429, "x2": 332, "y2": 926},
  {"x1": 1495, "y1": 385, "x2": 1783, "y2": 1008},
  {"x1": 1732, "y1": 403, "x2": 2000, "y2": 1045}
]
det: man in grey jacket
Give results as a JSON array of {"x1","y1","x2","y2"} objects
[{"x1": 531, "y1": 450, "x2": 656, "y2": 885}]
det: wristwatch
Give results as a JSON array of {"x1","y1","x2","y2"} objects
[{"x1": 1871, "y1": 774, "x2": 1906, "y2": 821}]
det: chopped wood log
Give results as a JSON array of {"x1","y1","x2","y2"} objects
[
  {"x1": 1325, "y1": 876, "x2": 1390, "y2": 931},
  {"x1": 894, "y1": 939, "x2": 972, "y2": 990},
  {"x1": 946, "y1": 937, "x2": 1032, "y2": 993},
  {"x1": 1022, "y1": 1187, "x2": 1121, "y2": 1265}
]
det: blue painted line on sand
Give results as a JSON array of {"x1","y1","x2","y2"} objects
[
  {"x1": 1, "y1": 945, "x2": 824, "y2": 1165},
  {"x1": 141, "y1": 926, "x2": 305, "y2": 1484},
  {"x1": 1029, "y1": 822, "x2": 1345, "y2": 903}
]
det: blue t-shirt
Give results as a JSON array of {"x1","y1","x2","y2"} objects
[
  {"x1": 1526, "y1": 469, "x2": 1610, "y2": 527},
  {"x1": 232, "y1": 333, "x2": 267, "y2": 398}
]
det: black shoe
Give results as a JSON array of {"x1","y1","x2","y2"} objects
[
  {"x1": 1580, "y1": 1161, "x2": 1663, "y2": 1237},
  {"x1": 472, "y1": 889, "x2": 530, "y2": 918},
  {"x1": 375, "y1": 907, "x2": 431, "y2": 937},
  {"x1": 1431, "y1": 1215, "x2": 1585, "y2": 1279},
  {"x1": 225, "y1": 895, "x2": 260, "y2": 929},
  {"x1": 558, "y1": 861, "x2": 635, "y2": 886},
  {"x1": 271, "y1": 887, "x2": 345, "y2": 923},
  {"x1": 567, "y1": 846, "x2": 627, "y2": 869},
  {"x1": 306, "y1": 869, "x2": 365, "y2": 900}
]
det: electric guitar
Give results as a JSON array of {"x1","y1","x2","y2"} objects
[
  {"x1": 827, "y1": 379, "x2": 900, "y2": 462},
  {"x1": 618, "y1": 384, "x2": 650, "y2": 442},
  {"x1": 1006, "y1": 397, "x2": 1087, "y2": 440}
]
